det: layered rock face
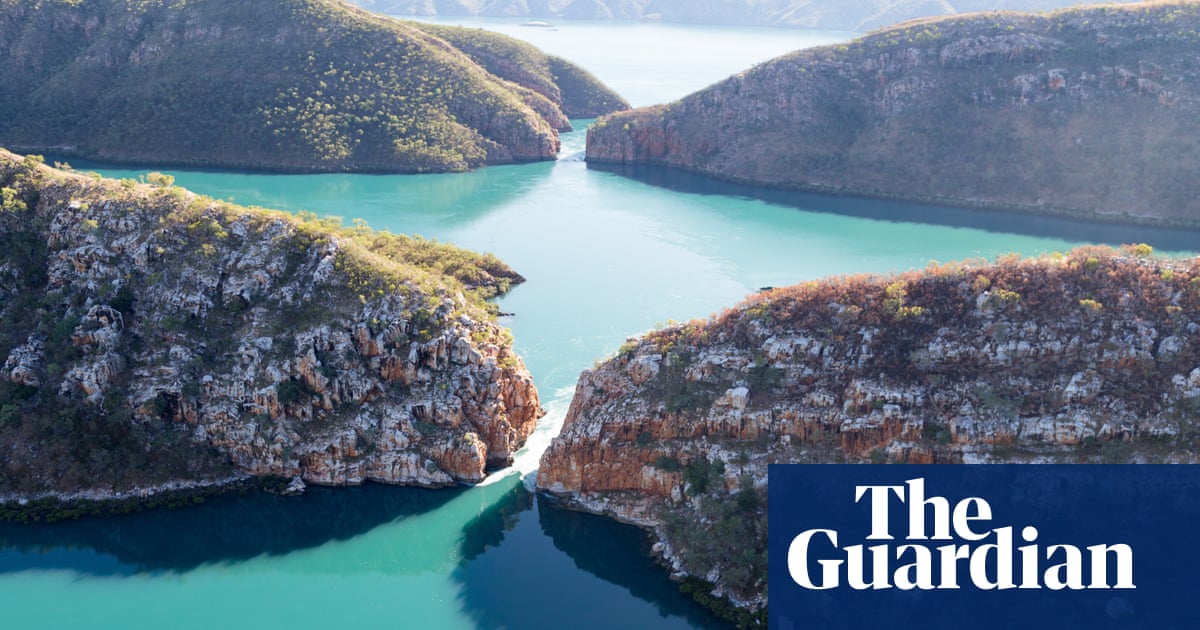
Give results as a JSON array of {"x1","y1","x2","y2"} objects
[
  {"x1": 588, "y1": 3, "x2": 1200, "y2": 224},
  {"x1": 0, "y1": 151, "x2": 540, "y2": 499},
  {"x1": 539, "y1": 246, "x2": 1200, "y2": 613},
  {"x1": 0, "y1": 0, "x2": 626, "y2": 173}
]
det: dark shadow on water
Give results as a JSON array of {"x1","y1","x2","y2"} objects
[
  {"x1": 590, "y1": 162, "x2": 1200, "y2": 252},
  {"x1": 0, "y1": 483, "x2": 463, "y2": 576},
  {"x1": 457, "y1": 481, "x2": 535, "y2": 564},
  {"x1": 534, "y1": 495, "x2": 732, "y2": 629},
  {"x1": 453, "y1": 485, "x2": 729, "y2": 629}
]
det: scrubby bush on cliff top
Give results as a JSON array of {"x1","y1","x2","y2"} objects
[
  {"x1": 541, "y1": 243, "x2": 1200, "y2": 623},
  {"x1": 0, "y1": 150, "x2": 535, "y2": 498},
  {"x1": 652, "y1": 244, "x2": 1200, "y2": 419},
  {"x1": 0, "y1": 0, "x2": 625, "y2": 173}
]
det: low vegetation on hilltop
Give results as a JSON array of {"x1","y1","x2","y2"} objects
[
  {"x1": 0, "y1": 149, "x2": 540, "y2": 503},
  {"x1": 0, "y1": 0, "x2": 625, "y2": 173},
  {"x1": 410, "y1": 22, "x2": 630, "y2": 119},
  {"x1": 540, "y1": 244, "x2": 1200, "y2": 625}
]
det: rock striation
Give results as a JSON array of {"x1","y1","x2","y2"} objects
[
  {"x1": 0, "y1": 150, "x2": 540, "y2": 500},
  {"x1": 539, "y1": 245, "x2": 1200, "y2": 619},
  {"x1": 587, "y1": 2, "x2": 1200, "y2": 225},
  {"x1": 0, "y1": 0, "x2": 627, "y2": 173}
]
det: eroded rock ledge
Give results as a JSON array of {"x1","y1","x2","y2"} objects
[
  {"x1": 0, "y1": 150, "x2": 540, "y2": 502},
  {"x1": 538, "y1": 245, "x2": 1200, "y2": 619}
]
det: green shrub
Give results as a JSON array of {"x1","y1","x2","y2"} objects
[
  {"x1": 276, "y1": 380, "x2": 305, "y2": 404},
  {"x1": 654, "y1": 455, "x2": 681, "y2": 472}
]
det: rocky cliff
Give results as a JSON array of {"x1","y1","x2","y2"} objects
[
  {"x1": 588, "y1": 2, "x2": 1200, "y2": 225},
  {"x1": 0, "y1": 0, "x2": 626, "y2": 173},
  {"x1": 0, "y1": 149, "x2": 541, "y2": 501},
  {"x1": 351, "y1": 0, "x2": 1137, "y2": 31},
  {"x1": 538, "y1": 245, "x2": 1200, "y2": 621}
]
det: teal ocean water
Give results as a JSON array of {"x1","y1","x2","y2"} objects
[{"x1": 6, "y1": 18, "x2": 1194, "y2": 629}]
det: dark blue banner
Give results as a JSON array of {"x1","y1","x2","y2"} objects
[{"x1": 768, "y1": 465, "x2": 1200, "y2": 629}]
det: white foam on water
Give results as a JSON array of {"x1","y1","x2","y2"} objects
[{"x1": 476, "y1": 385, "x2": 573, "y2": 489}]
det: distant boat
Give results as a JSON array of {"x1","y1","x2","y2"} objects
[{"x1": 520, "y1": 20, "x2": 552, "y2": 27}]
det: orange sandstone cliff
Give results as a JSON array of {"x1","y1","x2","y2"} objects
[{"x1": 539, "y1": 245, "x2": 1200, "y2": 619}]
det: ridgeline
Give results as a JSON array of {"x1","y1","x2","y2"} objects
[
  {"x1": 349, "y1": 0, "x2": 1138, "y2": 31},
  {"x1": 0, "y1": 0, "x2": 627, "y2": 173}
]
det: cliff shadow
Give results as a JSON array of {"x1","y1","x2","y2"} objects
[
  {"x1": 451, "y1": 486, "x2": 728, "y2": 629},
  {"x1": 589, "y1": 162, "x2": 1200, "y2": 253},
  {"x1": 0, "y1": 483, "x2": 464, "y2": 576}
]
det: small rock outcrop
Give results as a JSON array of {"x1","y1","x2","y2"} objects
[
  {"x1": 587, "y1": 3, "x2": 1200, "y2": 224},
  {"x1": 0, "y1": 150, "x2": 540, "y2": 499},
  {"x1": 539, "y1": 245, "x2": 1200, "y2": 619}
]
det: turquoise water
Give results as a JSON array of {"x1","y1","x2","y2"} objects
[{"x1": 6, "y1": 19, "x2": 1197, "y2": 630}]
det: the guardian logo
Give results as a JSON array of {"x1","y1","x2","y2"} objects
[{"x1": 788, "y1": 478, "x2": 1135, "y2": 591}]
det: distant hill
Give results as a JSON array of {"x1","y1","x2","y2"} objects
[
  {"x1": 0, "y1": 0, "x2": 627, "y2": 173},
  {"x1": 409, "y1": 21, "x2": 630, "y2": 118},
  {"x1": 587, "y1": 2, "x2": 1200, "y2": 225},
  {"x1": 349, "y1": 0, "x2": 1139, "y2": 31}
]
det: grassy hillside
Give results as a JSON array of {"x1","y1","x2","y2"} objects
[
  {"x1": 0, "y1": 0, "x2": 624, "y2": 173},
  {"x1": 410, "y1": 22, "x2": 630, "y2": 118},
  {"x1": 588, "y1": 2, "x2": 1200, "y2": 225}
]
